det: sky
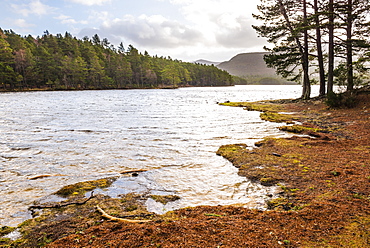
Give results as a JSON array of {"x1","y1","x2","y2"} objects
[{"x1": 0, "y1": 0, "x2": 268, "y2": 62}]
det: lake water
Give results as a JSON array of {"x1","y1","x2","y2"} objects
[{"x1": 0, "y1": 85, "x2": 311, "y2": 226}]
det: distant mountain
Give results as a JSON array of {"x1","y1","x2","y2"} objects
[
  {"x1": 194, "y1": 59, "x2": 221, "y2": 66},
  {"x1": 216, "y1": 52, "x2": 277, "y2": 77},
  {"x1": 194, "y1": 53, "x2": 295, "y2": 85}
]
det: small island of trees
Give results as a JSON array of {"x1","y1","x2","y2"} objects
[{"x1": 0, "y1": 29, "x2": 233, "y2": 91}]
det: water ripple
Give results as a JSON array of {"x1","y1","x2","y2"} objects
[{"x1": 0, "y1": 85, "x2": 307, "y2": 226}]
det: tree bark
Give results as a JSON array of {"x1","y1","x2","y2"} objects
[
  {"x1": 302, "y1": 0, "x2": 311, "y2": 99},
  {"x1": 346, "y1": 0, "x2": 354, "y2": 91},
  {"x1": 327, "y1": 0, "x2": 335, "y2": 94},
  {"x1": 278, "y1": 0, "x2": 310, "y2": 99},
  {"x1": 314, "y1": 0, "x2": 326, "y2": 96}
]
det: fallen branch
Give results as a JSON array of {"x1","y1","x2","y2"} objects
[
  {"x1": 96, "y1": 205, "x2": 152, "y2": 223},
  {"x1": 117, "y1": 213, "x2": 154, "y2": 218},
  {"x1": 29, "y1": 191, "x2": 95, "y2": 210}
]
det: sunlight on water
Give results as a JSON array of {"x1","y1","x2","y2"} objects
[{"x1": 0, "y1": 85, "x2": 314, "y2": 226}]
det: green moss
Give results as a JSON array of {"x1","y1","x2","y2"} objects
[
  {"x1": 150, "y1": 195, "x2": 180, "y2": 205},
  {"x1": 216, "y1": 144, "x2": 247, "y2": 159},
  {"x1": 220, "y1": 101, "x2": 299, "y2": 124},
  {"x1": 266, "y1": 197, "x2": 290, "y2": 210},
  {"x1": 259, "y1": 177, "x2": 278, "y2": 186},
  {"x1": 204, "y1": 213, "x2": 222, "y2": 217},
  {"x1": 125, "y1": 205, "x2": 138, "y2": 212},
  {"x1": 331, "y1": 171, "x2": 340, "y2": 176},
  {"x1": 55, "y1": 177, "x2": 118, "y2": 197},
  {"x1": 0, "y1": 226, "x2": 16, "y2": 236},
  {"x1": 279, "y1": 125, "x2": 326, "y2": 134},
  {"x1": 219, "y1": 101, "x2": 283, "y2": 113},
  {"x1": 305, "y1": 216, "x2": 370, "y2": 247},
  {"x1": 261, "y1": 112, "x2": 297, "y2": 123},
  {"x1": 37, "y1": 233, "x2": 53, "y2": 247},
  {"x1": 11, "y1": 192, "x2": 161, "y2": 247}
]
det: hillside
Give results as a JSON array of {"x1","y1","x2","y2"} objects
[
  {"x1": 217, "y1": 52, "x2": 277, "y2": 77},
  {"x1": 194, "y1": 59, "x2": 221, "y2": 66}
]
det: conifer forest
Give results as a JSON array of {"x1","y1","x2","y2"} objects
[{"x1": 0, "y1": 29, "x2": 233, "y2": 91}]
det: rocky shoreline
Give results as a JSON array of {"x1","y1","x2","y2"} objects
[{"x1": 1, "y1": 92, "x2": 370, "y2": 247}]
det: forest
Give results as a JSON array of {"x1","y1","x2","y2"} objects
[
  {"x1": 0, "y1": 29, "x2": 233, "y2": 91},
  {"x1": 253, "y1": 0, "x2": 370, "y2": 99}
]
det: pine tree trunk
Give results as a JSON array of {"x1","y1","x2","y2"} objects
[
  {"x1": 327, "y1": 0, "x2": 335, "y2": 94},
  {"x1": 346, "y1": 0, "x2": 354, "y2": 91},
  {"x1": 314, "y1": 0, "x2": 326, "y2": 96},
  {"x1": 278, "y1": 0, "x2": 310, "y2": 99},
  {"x1": 302, "y1": 0, "x2": 311, "y2": 100}
]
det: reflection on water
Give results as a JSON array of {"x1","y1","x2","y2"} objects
[{"x1": 0, "y1": 85, "x2": 306, "y2": 226}]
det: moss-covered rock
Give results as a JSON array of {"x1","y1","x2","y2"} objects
[
  {"x1": 0, "y1": 226, "x2": 16, "y2": 237},
  {"x1": 150, "y1": 195, "x2": 180, "y2": 204},
  {"x1": 54, "y1": 177, "x2": 118, "y2": 197}
]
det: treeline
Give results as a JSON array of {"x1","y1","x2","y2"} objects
[
  {"x1": 233, "y1": 75, "x2": 296, "y2": 85},
  {"x1": 0, "y1": 29, "x2": 233, "y2": 91},
  {"x1": 253, "y1": 0, "x2": 370, "y2": 99}
]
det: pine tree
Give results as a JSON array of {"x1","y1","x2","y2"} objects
[
  {"x1": 0, "y1": 30, "x2": 17, "y2": 90},
  {"x1": 253, "y1": 0, "x2": 312, "y2": 98}
]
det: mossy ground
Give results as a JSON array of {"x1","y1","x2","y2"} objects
[
  {"x1": 150, "y1": 195, "x2": 181, "y2": 205},
  {"x1": 1, "y1": 192, "x2": 165, "y2": 247},
  {"x1": 2, "y1": 93, "x2": 370, "y2": 247},
  {"x1": 54, "y1": 177, "x2": 118, "y2": 197},
  {"x1": 220, "y1": 100, "x2": 299, "y2": 124}
]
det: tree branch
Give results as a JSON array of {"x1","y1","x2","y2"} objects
[
  {"x1": 96, "y1": 205, "x2": 153, "y2": 223},
  {"x1": 29, "y1": 191, "x2": 96, "y2": 210}
]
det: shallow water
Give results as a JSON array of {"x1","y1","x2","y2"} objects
[{"x1": 0, "y1": 85, "x2": 308, "y2": 226}]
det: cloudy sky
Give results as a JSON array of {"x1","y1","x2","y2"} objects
[{"x1": 0, "y1": 0, "x2": 267, "y2": 62}]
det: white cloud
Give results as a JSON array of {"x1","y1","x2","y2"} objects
[
  {"x1": 11, "y1": 0, "x2": 56, "y2": 17},
  {"x1": 88, "y1": 11, "x2": 110, "y2": 23},
  {"x1": 14, "y1": 19, "x2": 35, "y2": 28},
  {"x1": 92, "y1": 14, "x2": 204, "y2": 48},
  {"x1": 79, "y1": 0, "x2": 266, "y2": 61},
  {"x1": 164, "y1": 0, "x2": 266, "y2": 59},
  {"x1": 67, "y1": 0, "x2": 111, "y2": 6},
  {"x1": 55, "y1": 14, "x2": 88, "y2": 25}
]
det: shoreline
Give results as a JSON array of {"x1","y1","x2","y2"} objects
[
  {"x1": 0, "y1": 85, "x2": 238, "y2": 93},
  {"x1": 1, "y1": 93, "x2": 370, "y2": 247}
]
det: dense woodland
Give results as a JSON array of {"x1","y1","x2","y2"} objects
[
  {"x1": 253, "y1": 0, "x2": 370, "y2": 99},
  {"x1": 0, "y1": 29, "x2": 233, "y2": 91}
]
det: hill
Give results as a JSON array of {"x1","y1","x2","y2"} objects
[
  {"x1": 194, "y1": 59, "x2": 221, "y2": 66},
  {"x1": 216, "y1": 52, "x2": 277, "y2": 77},
  {"x1": 214, "y1": 52, "x2": 296, "y2": 85}
]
